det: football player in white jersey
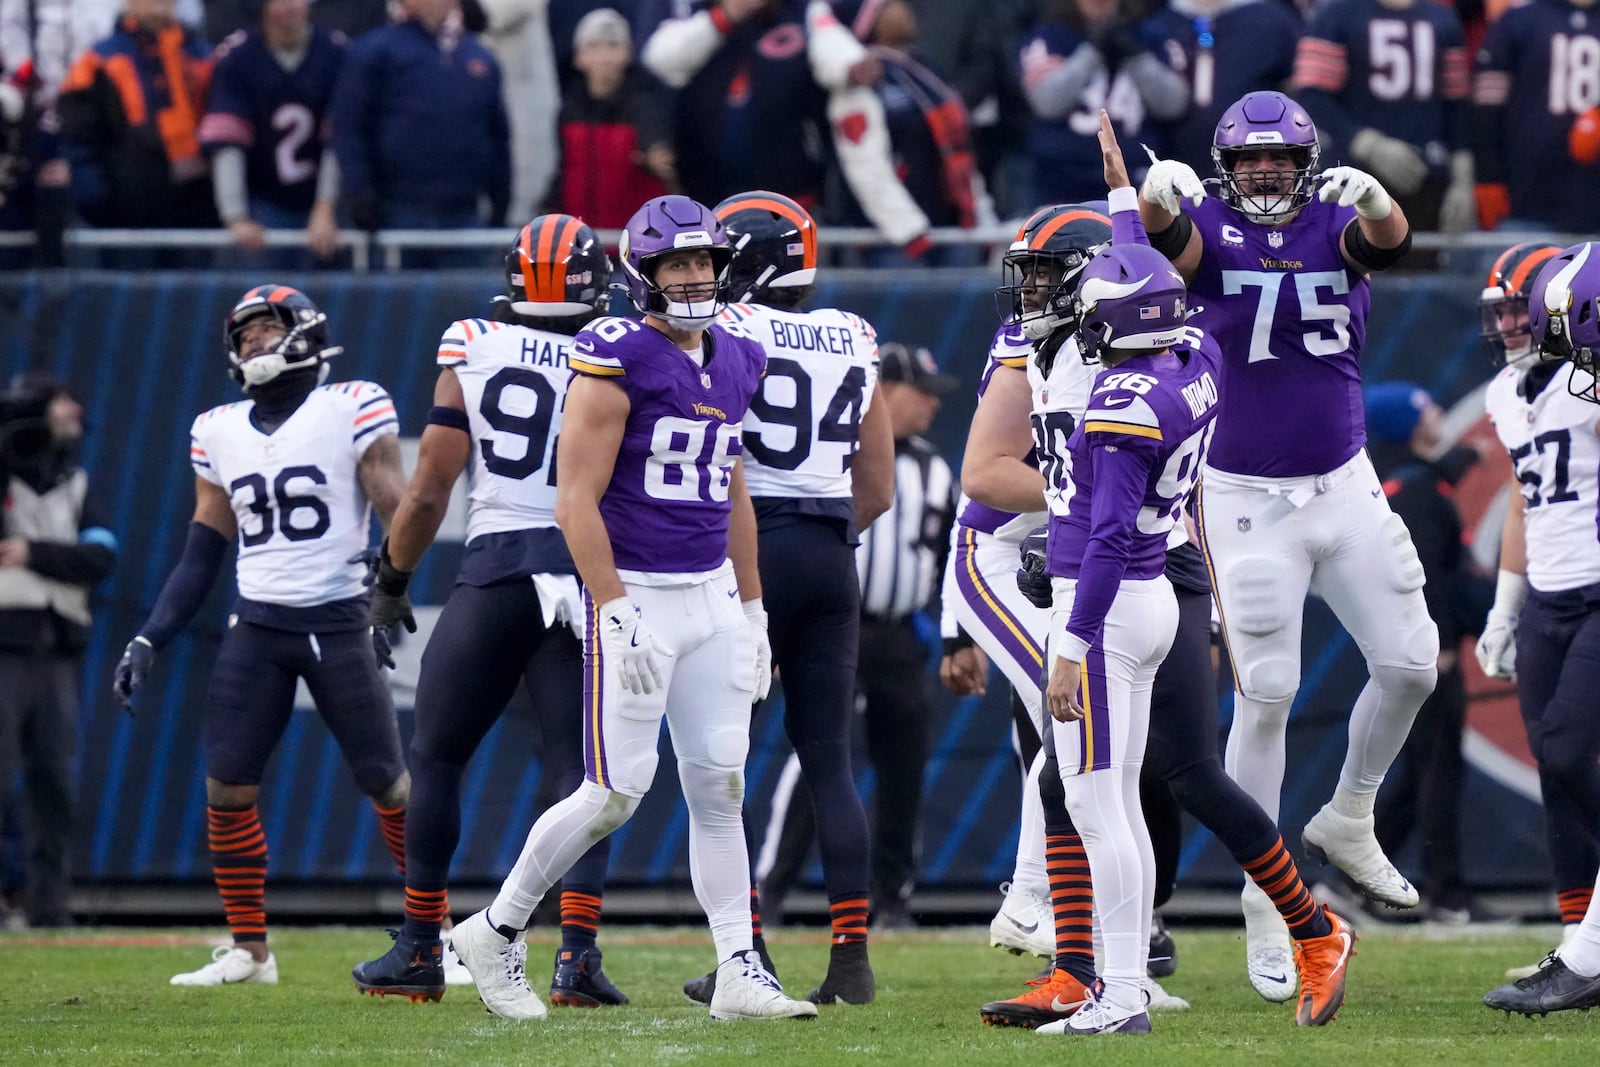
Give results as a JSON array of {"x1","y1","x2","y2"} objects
[
  {"x1": 112, "y1": 286, "x2": 408, "y2": 987},
  {"x1": 1141, "y1": 90, "x2": 1432, "y2": 988},
  {"x1": 670, "y1": 189, "x2": 892, "y2": 1007},
  {"x1": 1475, "y1": 241, "x2": 1600, "y2": 981},
  {"x1": 1482, "y1": 241, "x2": 1600, "y2": 1017},
  {"x1": 449, "y1": 194, "x2": 816, "y2": 1022},
  {"x1": 352, "y1": 216, "x2": 628, "y2": 1013}
]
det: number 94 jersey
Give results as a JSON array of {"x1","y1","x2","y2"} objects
[
  {"x1": 1485, "y1": 362, "x2": 1600, "y2": 593},
  {"x1": 720, "y1": 302, "x2": 879, "y2": 503},
  {"x1": 437, "y1": 316, "x2": 570, "y2": 542},
  {"x1": 190, "y1": 382, "x2": 399, "y2": 607}
]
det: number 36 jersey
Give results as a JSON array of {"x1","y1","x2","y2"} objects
[
  {"x1": 190, "y1": 381, "x2": 399, "y2": 608},
  {"x1": 719, "y1": 302, "x2": 879, "y2": 516},
  {"x1": 1485, "y1": 362, "x2": 1600, "y2": 593}
]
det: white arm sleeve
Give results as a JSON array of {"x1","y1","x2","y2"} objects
[
  {"x1": 806, "y1": 0, "x2": 867, "y2": 91},
  {"x1": 642, "y1": 10, "x2": 725, "y2": 89},
  {"x1": 828, "y1": 86, "x2": 930, "y2": 246},
  {"x1": 212, "y1": 146, "x2": 250, "y2": 223}
]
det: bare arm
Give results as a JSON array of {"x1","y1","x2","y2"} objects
[
  {"x1": 1496, "y1": 474, "x2": 1527, "y2": 576},
  {"x1": 554, "y1": 374, "x2": 630, "y2": 605},
  {"x1": 728, "y1": 457, "x2": 762, "y2": 602},
  {"x1": 961, "y1": 365, "x2": 1046, "y2": 513},
  {"x1": 193, "y1": 476, "x2": 237, "y2": 539},
  {"x1": 852, "y1": 393, "x2": 895, "y2": 529},
  {"x1": 385, "y1": 371, "x2": 472, "y2": 571},
  {"x1": 357, "y1": 432, "x2": 406, "y2": 531}
]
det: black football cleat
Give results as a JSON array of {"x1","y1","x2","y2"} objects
[
  {"x1": 353, "y1": 930, "x2": 445, "y2": 1003},
  {"x1": 807, "y1": 941, "x2": 876, "y2": 1005},
  {"x1": 549, "y1": 946, "x2": 629, "y2": 1007},
  {"x1": 683, "y1": 943, "x2": 780, "y2": 1004},
  {"x1": 1148, "y1": 913, "x2": 1178, "y2": 978},
  {"x1": 1484, "y1": 954, "x2": 1600, "y2": 1016}
]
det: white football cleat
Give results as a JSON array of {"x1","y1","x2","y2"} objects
[
  {"x1": 1507, "y1": 925, "x2": 1580, "y2": 979},
  {"x1": 989, "y1": 881, "x2": 1055, "y2": 958},
  {"x1": 440, "y1": 929, "x2": 474, "y2": 987},
  {"x1": 170, "y1": 945, "x2": 279, "y2": 986},
  {"x1": 1038, "y1": 983, "x2": 1152, "y2": 1035},
  {"x1": 1246, "y1": 941, "x2": 1298, "y2": 1003},
  {"x1": 709, "y1": 950, "x2": 818, "y2": 1020},
  {"x1": 1144, "y1": 978, "x2": 1190, "y2": 1011},
  {"x1": 1302, "y1": 805, "x2": 1419, "y2": 908},
  {"x1": 449, "y1": 910, "x2": 546, "y2": 1020}
]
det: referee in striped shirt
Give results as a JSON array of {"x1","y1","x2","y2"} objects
[{"x1": 854, "y1": 343, "x2": 958, "y2": 927}]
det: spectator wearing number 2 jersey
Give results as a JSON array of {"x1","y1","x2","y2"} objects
[{"x1": 199, "y1": 0, "x2": 348, "y2": 266}]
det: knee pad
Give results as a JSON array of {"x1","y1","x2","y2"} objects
[
  {"x1": 605, "y1": 745, "x2": 661, "y2": 800},
  {"x1": 1239, "y1": 657, "x2": 1299, "y2": 704},
  {"x1": 574, "y1": 779, "x2": 640, "y2": 837},
  {"x1": 1371, "y1": 661, "x2": 1438, "y2": 707},
  {"x1": 1222, "y1": 559, "x2": 1290, "y2": 638},
  {"x1": 678, "y1": 757, "x2": 747, "y2": 815},
  {"x1": 703, "y1": 725, "x2": 750, "y2": 773},
  {"x1": 1381, "y1": 513, "x2": 1426, "y2": 594}
]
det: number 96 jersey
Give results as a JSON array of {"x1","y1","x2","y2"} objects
[
  {"x1": 720, "y1": 302, "x2": 879, "y2": 504},
  {"x1": 437, "y1": 316, "x2": 571, "y2": 543},
  {"x1": 190, "y1": 382, "x2": 399, "y2": 607},
  {"x1": 1485, "y1": 362, "x2": 1600, "y2": 593}
]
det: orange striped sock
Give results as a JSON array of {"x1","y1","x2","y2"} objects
[
  {"x1": 1242, "y1": 836, "x2": 1330, "y2": 941},
  {"x1": 209, "y1": 805, "x2": 268, "y2": 944},
  {"x1": 561, "y1": 888, "x2": 603, "y2": 950},
  {"x1": 829, "y1": 895, "x2": 869, "y2": 946},
  {"x1": 749, "y1": 885, "x2": 765, "y2": 941},
  {"x1": 373, "y1": 803, "x2": 406, "y2": 878},
  {"x1": 403, "y1": 886, "x2": 449, "y2": 938},
  {"x1": 1046, "y1": 833, "x2": 1095, "y2": 983},
  {"x1": 1559, "y1": 887, "x2": 1593, "y2": 926}
]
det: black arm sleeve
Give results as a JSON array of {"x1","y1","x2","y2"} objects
[
  {"x1": 26, "y1": 541, "x2": 115, "y2": 586},
  {"x1": 139, "y1": 522, "x2": 230, "y2": 650},
  {"x1": 1343, "y1": 220, "x2": 1412, "y2": 272},
  {"x1": 1148, "y1": 212, "x2": 1193, "y2": 260}
]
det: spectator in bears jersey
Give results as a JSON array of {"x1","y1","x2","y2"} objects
[
  {"x1": 56, "y1": 0, "x2": 217, "y2": 242},
  {"x1": 1293, "y1": 0, "x2": 1476, "y2": 236},
  {"x1": 199, "y1": 0, "x2": 346, "y2": 266},
  {"x1": 328, "y1": 0, "x2": 510, "y2": 264},
  {"x1": 639, "y1": 0, "x2": 829, "y2": 209},
  {"x1": 556, "y1": 8, "x2": 673, "y2": 229},
  {"x1": 1472, "y1": 0, "x2": 1600, "y2": 233}
]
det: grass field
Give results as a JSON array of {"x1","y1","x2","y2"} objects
[{"x1": 6, "y1": 923, "x2": 1598, "y2": 1065}]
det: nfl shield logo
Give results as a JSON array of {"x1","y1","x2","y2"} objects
[
  {"x1": 701, "y1": 372, "x2": 712, "y2": 389},
  {"x1": 1268, "y1": 230, "x2": 1284, "y2": 248},
  {"x1": 1237, "y1": 516, "x2": 1252, "y2": 533}
]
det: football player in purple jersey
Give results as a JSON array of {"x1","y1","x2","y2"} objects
[
  {"x1": 447, "y1": 194, "x2": 816, "y2": 1023},
  {"x1": 1483, "y1": 242, "x2": 1600, "y2": 1017},
  {"x1": 1477, "y1": 241, "x2": 1600, "y2": 983},
  {"x1": 1138, "y1": 90, "x2": 1434, "y2": 994}
]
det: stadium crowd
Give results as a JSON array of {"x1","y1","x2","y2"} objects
[{"x1": 0, "y1": 0, "x2": 1597, "y2": 268}]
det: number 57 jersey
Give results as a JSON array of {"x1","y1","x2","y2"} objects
[
  {"x1": 190, "y1": 382, "x2": 399, "y2": 607},
  {"x1": 720, "y1": 302, "x2": 879, "y2": 511}
]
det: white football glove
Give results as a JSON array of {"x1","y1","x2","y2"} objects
[
  {"x1": 1317, "y1": 166, "x2": 1392, "y2": 220},
  {"x1": 1348, "y1": 128, "x2": 1428, "y2": 197},
  {"x1": 597, "y1": 597, "x2": 667, "y2": 695},
  {"x1": 1475, "y1": 570, "x2": 1529, "y2": 681},
  {"x1": 1140, "y1": 158, "x2": 1206, "y2": 215},
  {"x1": 743, "y1": 599, "x2": 773, "y2": 702}
]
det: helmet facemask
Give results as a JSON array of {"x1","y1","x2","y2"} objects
[{"x1": 1000, "y1": 249, "x2": 1094, "y2": 340}]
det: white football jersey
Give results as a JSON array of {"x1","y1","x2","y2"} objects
[
  {"x1": 721, "y1": 302, "x2": 880, "y2": 499},
  {"x1": 437, "y1": 317, "x2": 571, "y2": 542},
  {"x1": 190, "y1": 381, "x2": 399, "y2": 607},
  {"x1": 1486, "y1": 362, "x2": 1600, "y2": 592}
]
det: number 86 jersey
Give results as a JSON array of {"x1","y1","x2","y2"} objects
[{"x1": 190, "y1": 382, "x2": 399, "y2": 607}]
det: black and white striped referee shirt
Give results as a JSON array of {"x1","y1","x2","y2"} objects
[{"x1": 855, "y1": 434, "x2": 956, "y2": 622}]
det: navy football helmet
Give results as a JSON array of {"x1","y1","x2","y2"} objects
[
  {"x1": 998, "y1": 203, "x2": 1113, "y2": 340},
  {"x1": 1480, "y1": 241, "x2": 1564, "y2": 367},
  {"x1": 714, "y1": 190, "x2": 819, "y2": 304},
  {"x1": 224, "y1": 285, "x2": 341, "y2": 391}
]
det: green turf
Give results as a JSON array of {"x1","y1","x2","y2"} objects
[{"x1": 4, "y1": 923, "x2": 1597, "y2": 1065}]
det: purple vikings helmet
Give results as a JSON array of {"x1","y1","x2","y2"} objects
[
  {"x1": 1529, "y1": 242, "x2": 1600, "y2": 396},
  {"x1": 1073, "y1": 244, "x2": 1190, "y2": 364},
  {"x1": 618, "y1": 194, "x2": 734, "y2": 330},
  {"x1": 1212, "y1": 91, "x2": 1320, "y2": 224}
]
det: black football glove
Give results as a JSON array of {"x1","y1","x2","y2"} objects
[
  {"x1": 1016, "y1": 526, "x2": 1053, "y2": 610},
  {"x1": 360, "y1": 540, "x2": 415, "y2": 670},
  {"x1": 112, "y1": 636, "x2": 155, "y2": 716}
]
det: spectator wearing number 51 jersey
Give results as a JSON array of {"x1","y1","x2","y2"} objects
[
  {"x1": 111, "y1": 285, "x2": 412, "y2": 989},
  {"x1": 199, "y1": 0, "x2": 348, "y2": 267}
]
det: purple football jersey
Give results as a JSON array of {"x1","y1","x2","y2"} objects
[
  {"x1": 569, "y1": 317, "x2": 765, "y2": 572},
  {"x1": 1187, "y1": 194, "x2": 1370, "y2": 478},
  {"x1": 1047, "y1": 330, "x2": 1222, "y2": 650}
]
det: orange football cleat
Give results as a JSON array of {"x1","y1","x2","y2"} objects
[
  {"x1": 1294, "y1": 910, "x2": 1356, "y2": 1026},
  {"x1": 980, "y1": 967, "x2": 1090, "y2": 1028}
]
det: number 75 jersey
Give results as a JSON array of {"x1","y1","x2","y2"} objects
[
  {"x1": 1485, "y1": 362, "x2": 1600, "y2": 593},
  {"x1": 190, "y1": 382, "x2": 399, "y2": 607},
  {"x1": 720, "y1": 302, "x2": 880, "y2": 501}
]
